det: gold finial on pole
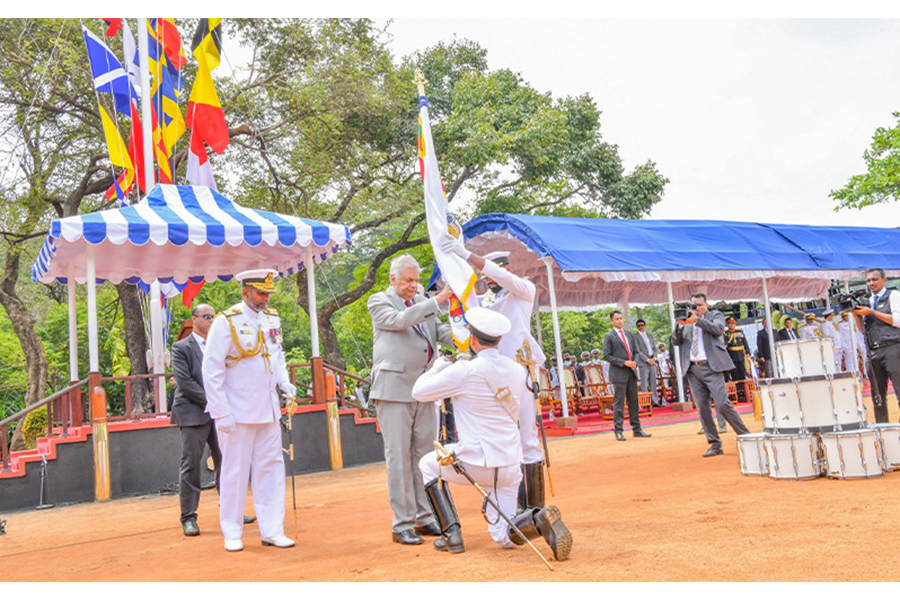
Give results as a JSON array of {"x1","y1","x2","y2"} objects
[{"x1": 413, "y1": 68, "x2": 428, "y2": 97}]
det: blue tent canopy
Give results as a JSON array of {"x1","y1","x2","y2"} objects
[
  {"x1": 437, "y1": 213, "x2": 900, "y2": 309},
  {"x1": 32, "y1": 184, "x2": 352, "y2": 285}
]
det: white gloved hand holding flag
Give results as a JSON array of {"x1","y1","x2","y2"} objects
[{"x1": 441, "y1": 236, "x2": 471, "y2": 260}]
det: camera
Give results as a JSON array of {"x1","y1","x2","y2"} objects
[
  {"x1": 829, "y1": 289, "x2": 868, "y2": 313},
  {"x1": 673, "y1": 301, "x2": 697, "y2": 321}
]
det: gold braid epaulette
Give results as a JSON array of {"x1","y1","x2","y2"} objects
[{"x1": 224, "y1": 311, "x2": 272, "y2": 373}]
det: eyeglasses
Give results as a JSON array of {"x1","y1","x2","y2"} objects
[{"x1": 196, "y1": 314, "x2": 215, "y2": 321}]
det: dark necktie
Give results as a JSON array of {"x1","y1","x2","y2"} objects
[{"x1": 405, "y1": 299, "x2": 433, "y2": 362}]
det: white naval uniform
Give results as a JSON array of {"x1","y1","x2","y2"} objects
[
  {"x1": 480, "y1": 259, "x2": 545, "y2": 463},
  {"x1": 413, "y1": 348, "x2": 526, "y2": 546},
  {"x1": 202, "y1": 301, "x2": 293, "y2": 542},
  {"x1": 819, "y1": 319, "x2": 842, "y2": 370},
  {"x1": 838, "y1": 321, "x2": 867, "y2": 372},
  {"x1": 800, "y1": 324, "x2": 819, "y2": 340}
]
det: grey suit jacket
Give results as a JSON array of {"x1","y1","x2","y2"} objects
[
  {"x1": 602, "y1": 328, "x2": 647, "y2": 384},
  {"x1": 633, "y1": 330, "x2": 657, "y2": 366},
  {"x1": 671, "y1": 309, "x2": 735, "y2": 374},
  {"x1": 368, "y1": 287, "x2": 453, "y2": 402},
  {"x1": 170, "y1": 335, "x2": 211, "y2": 427}
]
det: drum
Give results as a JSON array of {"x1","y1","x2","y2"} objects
[
  {"x1": 759, "y1": 373, "x2": 865, "y2": 433},
  {"x1": 820, "y1": 429, "x2": 883, "y2": 479},
  {"x1": 777, "y1": 338, "x2": 836, "y2": 378},
  {"x1": 764, "y1": 433, "x2": 820, "y2": 480},
  {"x1": 736, "y1": 433, "x2": 768, "y2": 476},
  {"x1": 870, "y1": 423, "x2": 900, "y2": 471}
]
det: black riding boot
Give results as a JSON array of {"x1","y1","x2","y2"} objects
[{"x1": 424, "y1": 478, "x2": 465, "y2": 554}]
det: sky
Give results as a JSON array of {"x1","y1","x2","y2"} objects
[{"x1": 381, "y1": 17, "x2": 900, "y2": 228}]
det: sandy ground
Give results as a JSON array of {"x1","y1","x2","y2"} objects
[{"x1": 1, "y1": 398, "x2": 899, "y2": 583}]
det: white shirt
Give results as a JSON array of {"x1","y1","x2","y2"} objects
[
  {"x1": 412, "y1": 348, "x2": 525, "y2": 468},
  {"x1": 689, "y1": 323, "x2": 708, "y2": 362},
  {"x1": 191, "y1": 332, "x2": 207, "y2": 355},
  {"x1": 871, "y1": 289, "x2": 900, "y2": 327}
]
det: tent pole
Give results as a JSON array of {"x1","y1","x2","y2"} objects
[
  {"x1": 666, "y1": 281, "x2": 686, "y2": 404},
  {"x1": 761, "y1": 278, "x2": 778, "y2": 377},
  {"x1": 542, "y1": 257, "x2": 571, "y2": 422},
  {"x1": 306, "y1": 246, "x2": 320, "y2": 358},
  {"x1": 67, "y1": 267, "x2": 81, "y2": 429},
  {"x1": 149, "y1": 281, "x2": 166, "y2": 411},
  {"x1": 86, "y1": 247, "x2": 100, "y2": 374}
]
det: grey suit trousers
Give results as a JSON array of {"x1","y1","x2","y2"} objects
[
  {"x1": 637, "y1": 365, "x2": 658, "y2": 405},
  {"x1": 376, "y1": 399, "x2": 438, "y2": 532},
  {"x1": 686, "y1": 362, "x2": 749, "y2": 449}
]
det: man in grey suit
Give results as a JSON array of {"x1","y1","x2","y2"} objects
[
  {"x1": 170, "y1": 303, "x2": 221, "y2": 537},
  {"x1": 633, "y1": 319, "x2": 662, "y2": 407},
  {"x1": 671, "y1": 293, "x2": 750, "y2": 457},
  {"x1": 603, "y1": 310, "x2": 652, "y2": 441},
  {"x1": 368, "y1": 255, "x2": 453, "y2": 546}
]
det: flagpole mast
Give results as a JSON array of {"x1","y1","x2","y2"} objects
[{"x1": 137, "y1": 19, "x2": 166, "y2": 411}]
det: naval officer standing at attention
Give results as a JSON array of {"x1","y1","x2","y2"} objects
[
  {"x1": 203, "y1": 269, "x2": 297, "y2": 552},
  {"x1": 368, "y1": 255, "x2": 454, "y2": 546}
]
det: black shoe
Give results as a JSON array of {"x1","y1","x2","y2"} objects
[
  {"x1": 182, "y1": 518, "x2": 199, "y2": 537},
  {"x1": 243, "y1": 515, "x2": 257, "y2": 524},
  {"x1": 534, "y1": 505, "x2": 572, "y2": 561},
  {"x1": 633, "y1": 430, "x2": 652, "y2": 438},
  {"x1": 703, "y1": 447, "x2": 724, "y2": 458},
  {"x1": 392, "y1": 529, "x2": 424, "y2": 545},
  {"x1": 414, "y1": 521, "x2": 442, "y2": 537},
  {"x1": 615, "y1": 431, "x2": 626, "y2": 441},
  {"x1": 433, "y1": 524, "x2": 465, "y2": 554}
]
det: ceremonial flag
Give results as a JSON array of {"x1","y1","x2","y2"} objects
[
  {"x1": 185, "y1": 135, "x2": 217, "y2": 189},
  {"x1": 418, "y1": 94, "x2": 479, "y2": 351},
  {"x1": 186, "y1": 18, "x2": 229, "y2": 155},
  {"x1": 121, "y1": 20, "x2": 141, "y2": 96},
  {"x1": 151, "y1": 18, "x2": 187, "y2": 71},
  {"x1": 146, "y1": 21, "x2": 185, "y2": 155},
  {"x1": 99, "y1": 103, "x2": 135, "y2": 201},
  {"x1": 181, "y1": 280, "x2": 205, "y2": 308},
  {"x1": 82, "y1": 25, "x2": 136, "y2": 116},
  {"x1": 101, "y1": 18, "x2": 122, "y2": 37}
]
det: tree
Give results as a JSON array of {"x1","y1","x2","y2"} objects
[{"x1": 830, "y1": 111, "x2": 900, "y2": 209}]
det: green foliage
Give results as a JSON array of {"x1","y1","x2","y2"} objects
[
  {"x1": 21, "y1": 405, "x2": 47, "y2": 450},
  {"x1": 831, "y1": 111, "x2": 900, "y2": 209}
]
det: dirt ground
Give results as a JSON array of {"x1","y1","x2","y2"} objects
[{"x1": 2, "y1": 398, "x2": 899, "y2": 583}]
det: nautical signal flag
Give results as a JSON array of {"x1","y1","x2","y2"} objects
[
  {"x1": 82, "y1": 25, "x2": 136, "y2": 116},
  {"x1": 101, "y1": 18, "x2": 122, "y2": 37},
  {"x1": 418, "y1": 93, "x2": 479, "y2": 352},
  {"x1": 186, "y1": 18, "x2": 229, "y2": 155},
  {"x1": 99, "y1": 104, "x2": 135, "y2": 203}
]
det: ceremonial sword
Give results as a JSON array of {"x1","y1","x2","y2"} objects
[
  {"x1": 281, "y1": 396, "x2": 299, "y2": 539},
  {"x1": 516, "y1": 341, "x2": 555, "y2": 497},
  {"x1": 433, "y1": 441, "x2": 554, "y2": 572}
]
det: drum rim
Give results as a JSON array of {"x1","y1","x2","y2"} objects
[
  {"x1": 775, "y1": 338, "x2": 834, "y2": 346},
  {"x1": 760, "y1": 372, "x2": 855, "y2": 385},
  {"x1": 764, "y1": 433, "x2": 816, "y2": 440},
  {"x1": 821, "y1": 429, "x2": 879, "y2": 438}
]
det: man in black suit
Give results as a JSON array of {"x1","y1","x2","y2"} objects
[
  {"x1": 603, "y1": 310, "x2": 652, "y2": 441},
  {"x1": 778, "y1": 317, "x2": 799, "y2": 341},
  {"x1": 171, "y1": 303, "x2": 221, "y2": 537},
  {"x1": 756, "y1": 317, "x2": 773, "y2": 378}
]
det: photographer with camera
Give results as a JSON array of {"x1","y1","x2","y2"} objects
[
  {"x1": 852, "y1": 268, "x2": 900, "y2": 423},
  {"x1": 671, "y1": 293, "x2": 750, "y2": 457}
]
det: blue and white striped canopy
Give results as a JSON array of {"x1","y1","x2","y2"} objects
[{"x1": 32, "y1": 185, "x2": 351, "y2": 285}]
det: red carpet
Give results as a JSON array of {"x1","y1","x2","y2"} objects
[{"x1": 542, "y1": 401, "x2": 756, "y2": 437}]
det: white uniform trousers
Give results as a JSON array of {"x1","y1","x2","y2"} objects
[
  {"x1": 218, "y1": 421, "x2": 285, "y2": 541},
  {"x1": 420, "y1": 449, "x2": 522, "y2": 547},
  {"x1": 518, "y1": 388, "x2": 543, "y2": 464}
]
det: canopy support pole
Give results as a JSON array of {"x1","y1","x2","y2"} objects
[
  {"x1": 86, "y1": 247, "x2": 99, "y2": 374},
  {"x1": 67, "y1": 267, "x2": 81, "y2": 429},
  {"x1": 542, "y1": 257, "x2": 572, "y2": 424},
  {"x1": 666, "y1": 281, "x2": 686, "y2": 404},
  {"x1": 306, "y1": 246, "x2": 342, "y2": 470},
  {"x1": 761, "y1": 278, "x2": 778, "y2": 377},
  {"x1": 149, "y1": 281, "x2": 166, "y2": 411}
]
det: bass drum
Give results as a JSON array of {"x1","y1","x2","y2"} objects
[
  {"x1": 820, "y1": 429, "x2": 883, "y2": 480},
  {"x1": 870, "y1": 423, "x2": 900, "y2": 471},
  {"x1": 763, "y1": 433, "x2": 820, "y2": 480},
  {"x1": 777, "y1": 338, "x2": 835, "y2": 379},
  {"x1": 759, "y1": 373, "x2": 865, "y2": 433}
]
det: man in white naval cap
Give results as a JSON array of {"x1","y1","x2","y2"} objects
[
  {"x1": 413, "y1": 307, "x2": 572, "y2": 560},
  {"x1": 202, "y1": 269, "x2": 297, "y2": 552},
  {"x1": 441, "y1": 237, "x2": 567, "y2": 526}
]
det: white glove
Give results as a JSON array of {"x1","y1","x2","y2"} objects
[
  {"x1": 280, "y1": 381, "x2": 297, "y2": 399},
  {"x1": 216, "y1": 414, "x2": 236, "y2": 435},
  {"x1": 441, "y1": 236, "x2": 471, "y2": 260},
  {"x1": 428, "y1": 356, "x2": 453, "y2": 375}
]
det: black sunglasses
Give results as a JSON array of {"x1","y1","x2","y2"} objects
[{"x1": 196, "y1": 314, "x2": 215, "y2": 321}]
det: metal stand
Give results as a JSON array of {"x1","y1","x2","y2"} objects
[
  {"x1": 0, "y1": 517, "x2": 6, "y2": 534},
  {"x1": 36, "y1": 454, "x2": 54, "y2": 510}
]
